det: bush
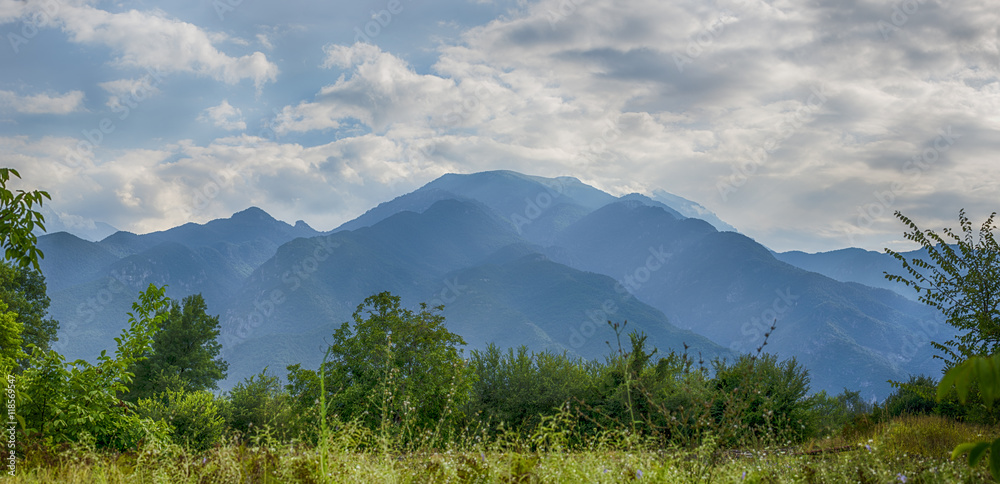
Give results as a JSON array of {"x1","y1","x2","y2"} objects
[
  {"x1": 222, "y1": 368, "x2": 295, "y2": 441},
  {"x1": 466, "y1": 344, "x2": 597, "y2": 436},
  {"x1": 710, "y1": 353, "x2": 815, "y2": 446},
  {"x1": 884, "y1": 375, "x2": 939, "y2": 417},
  {"x1": 809, "y1": 388, "x2": 874, "y2": 437},
  {"x1": 137, "y1": 389, "x2": 225, "y2": 451}
]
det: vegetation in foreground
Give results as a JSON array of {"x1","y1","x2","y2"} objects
[{"x1": 2, "y1": 413, "x2": 998, "y2": 483}]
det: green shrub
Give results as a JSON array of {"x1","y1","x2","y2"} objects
[
  {"x1": 466, "y1": 344, "x2": 597, "y2": 437},
  {"x1": 809, "y1": 388, "x2": 873, "y2": 437},
  {"x1": 710, "y1": 353, "x2": 815, "y2": 447},
  {"x1": 885, "y1": 375, "x2": 939, "y2": 417},
  {"x1": 137, "y1": 389, "x2": 224, "y2": 451},
  {"x1": 222, "y1": 368, "x2": 295, "y2": 441}
]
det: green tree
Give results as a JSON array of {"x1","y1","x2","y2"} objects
[
  {"x1": 0, "y1": 261, "x2": 59, "y2": 362},
  {"x1": 0, "y1": 301, "x2": 25, "y2": 372},
  {"x1": 883, "y1": 375, "x2": 942, "y2": 417},
  {"x1": 0, "y1": 168, "x2": 50, "y2": 271},
  {"x1": 1, "y1": 167, "x2": 49, "y2": 377},
  {"x1": 127, "y1": 294, "x2": 228, "y2": 401},
  {"x1": 18, "y1": 284, "x2": 172, "y2": 449},
  {"x1": 885, "y1": 209, "x2": 1000, "y2": 367},
  {"x1": 321, "y1": 292, "x2": 472, "y2": 440}
]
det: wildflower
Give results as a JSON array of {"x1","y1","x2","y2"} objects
[
  {"x1": 897, "y1": 474, "x2": 907, "y2": 483},
  {"x1": 636, "y1": 470, "x2": 643, "y2": 478},
  {"x1": 742, "y1": 470, "x2": 746, "y2": 480}
]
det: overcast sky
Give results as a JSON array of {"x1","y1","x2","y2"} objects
[{"x1": 1, "y1": 0, "x2": 997, "y2": 253}]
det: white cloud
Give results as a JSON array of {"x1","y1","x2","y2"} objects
[
  {"x1": 272, "y1": 0, "x2": 1000, "y2": 251},
  {"x1": 54, "y1": 4, "x2": 279, "y2": 88},
  {"x1": 278, "y1": 43, "x2": 463, "y2": 134},
  {"x1": 256, "y1": 33, "x2": 273, "y2": 50},
  {"x1": 199, "y1": 100, "x2": 246, "y2": 131},
  {"x1": 0, "y1": 133, "x2": 453, "y2": 234},
  {"x1": 99, "y1": 77, "x2": 161, "y2": 110},
  {"x1": 0, "y1": 90, "x2": 84, "y2": 114},
  {"x1": 3, "y1": 0, "x2": 1000, "y2": 253},
  {"x1": 0, "y1": 0, "x2": 26, "y2": 23}
]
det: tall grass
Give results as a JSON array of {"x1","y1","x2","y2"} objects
[{"x1": 6, "y1": 415, "x2": 997, "y2": 483}]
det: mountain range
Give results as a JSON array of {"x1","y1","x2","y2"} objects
[{"x1": 37, "y1": 170, "x2": 949, "y2": 400}]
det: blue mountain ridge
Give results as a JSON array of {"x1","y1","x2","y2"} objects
[{"x1": 36, "y1": 171, "x2": 947, "y2": 399}]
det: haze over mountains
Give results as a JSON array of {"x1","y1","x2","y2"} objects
[{"x1": 39, "y1": 171, "x2": 948, "y2": 400}]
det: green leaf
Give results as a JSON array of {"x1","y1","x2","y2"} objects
[
  {"x1": 938, "y1": 363, "x2": 960, "y2": 401},
  {"x1": 968, "y1": 441, "x2": 991, "y2": 467},
  {"x1": 979, "y1": 356, "x2": 1000, "y2": 405},
  {"x1": 951, "y1": 361, "x2": 975, "y2": 403},
  {"x1": 991, "y1": 439, "x2": 1000, "y2": 481},
  {"x1": 953, "y1": 442, "x2": 982, "y2": 460}
]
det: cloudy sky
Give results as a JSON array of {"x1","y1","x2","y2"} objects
[{"x1": 1, "y1": 0, "x2": 997, "y2": 253}]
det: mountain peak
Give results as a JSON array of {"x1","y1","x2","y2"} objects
[
  {"x1": 618, "y1": 193, "x2": 684, "y2": 219},
  {"x1": 231, "y1": 206, "x2": 275, "y2": 222}
]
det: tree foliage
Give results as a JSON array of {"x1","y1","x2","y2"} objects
[
  {"x1": 0, "y1": 168, "x2": 50, "y2": 271},
  {"x1": 710, "y1": 353, "x2": 814, "y2": 445},
  {"x1": 222, "y1": 368, "x2": 295, "y2": 441},
  {"x1": 318, "y1": 292, "x2": 472, "y2": 435},
  {"x1": 0, "y1": 301, "x2": 25, "y2": 373},
  {"x1": 0, "y1": 261, "x2": 59, "y2": 363},
  {"x1": 466, "y1": 344, "x2": 598, "y2": 434},
  {"x1": 885, "y1": 209, "x2": 1000, "y2": 366},
  {"x1": 136, "y1": 388, "x2": 225, "y2": 452},
  {"x1": 17, "y1": 284, "x2": 172, "y2": 449},
  {"x1": 0, "y1": 167, "x2": 49, "y2": 377},
  {"x1": 127, "y1": 293, "x2": 228, "y2": 401}
]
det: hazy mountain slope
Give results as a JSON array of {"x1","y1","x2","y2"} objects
[
  {"x1": 619, "y1": 193, "x2": 685, "y2": 220},
  {"x1": 652, "y1": 189, "x2": 738, "y2": 232},
  {"x1": 549, "y1": 200, "x2": 714, "y2": 276},
  {"x1": 98, "y1": 207, "x2": 319, "y2": 271},
  {"x1": 36, "y1": 232, "x2": 118, "y2": 292},
  {"x1": 435, "y1": 252, "x2": 730, "y2": 361},
  {"x1": 47, "y1": 241, "x2": 250, "y2": 361},
  {"x1": 219, "y1": 199, "x2": 525, "y2": 350},
  {"x1": 220, "y1": 247, "x2": 731, "y2": 387},
  {"x1": 216, "y1": 200, "x2": 728, "y2": 387},
  {"x1": 422, "y1": 171, "x2": 615, "y2": 213},
  {"x1": 775, "y1": 248, "x2": 923, "y2": 300},
  {"x1": 331, "y1": 188, "x2": 465, "y2": 233},
  {"x1": 41, "y1": 208, "x2": 325, "y2": 363},
  {"x1": 550, "y1": 201, "x2": 945, "y2": 398}
]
